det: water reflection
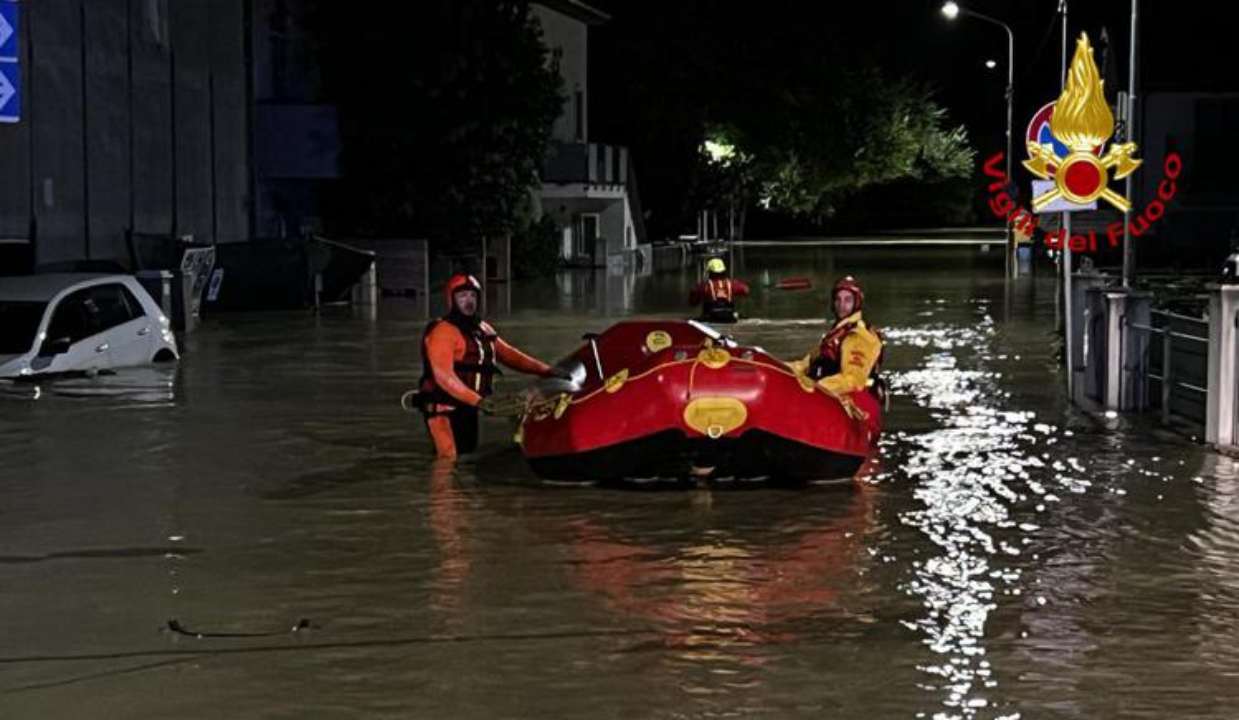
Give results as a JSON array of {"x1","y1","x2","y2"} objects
[
  {"x1": 425, "y1": 452, "x2": 887, "y2": 677},
  {"x1": 7, "y1": 248, "x2": 1239, "y2": 718},
  {"x1": 887, "y1": 309, "x2": 1041, "y2": 719},
  {"x1": 564, "y1": 481, "x2": 879, "y2": 650},
  {"x1": 0, "y1": 366, "x2": 179, "y2": 405},
  {"x1": 427, "y1": 459, "x2": 474, "y2": 621},
  {"x1": 553, "y1": 267, "x2": 641, "y2": 317}
]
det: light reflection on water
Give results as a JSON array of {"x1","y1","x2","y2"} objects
[
  {"x1": 0, "y1": 366, "x2": 179, "y2": 405},
  {"x1": 886, "y1": 314, "x2": 1037, "y2": 719},
  {"x1": 3, "y1": 250, "x2": 1239, "y2": 718}
]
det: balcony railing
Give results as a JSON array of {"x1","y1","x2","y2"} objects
[{"x1": 541, "y1": 141, "x2": 628, "y2": 185}]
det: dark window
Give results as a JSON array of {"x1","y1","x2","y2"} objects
[
  {"x1": 575, "y1": 90, "x2": 584, "y2": 141},
  {"x1": 46, "y1": 290, "x2": 96, "y2": 345},
  {"x1": 44, "y1": 284, "x2": 137, "y2": 347},
  {"x1": 86, "y1": 284, "x2": 140, "y2": 332},
  {"x1": 0, "y1": 301, "x2": 48, "y2": 354}
]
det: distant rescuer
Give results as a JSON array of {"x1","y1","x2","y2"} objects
[
  {"x1": 689, "y1": 257, "x2": 750, "y2": 323},
  {"x1": 786, "y1": 276, "x2": 885, "y2": 424},
  {"x1": 412, "y1": 274, "x2": 563, "y2": 460}
]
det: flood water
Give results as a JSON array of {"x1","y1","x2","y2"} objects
[{"x1": 3, "y1": 246, "x2": 1239, "y2": 719}]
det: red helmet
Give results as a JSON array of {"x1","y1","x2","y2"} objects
[
  {"x1": 832, "y1": 276, "x2": 864, "y2": 313},
  {"x1": 444, "y1": 273, "x2": 482, "y2": 306}
]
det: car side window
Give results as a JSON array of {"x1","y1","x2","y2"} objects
[
  {"x1": 88, "y1": 284, "x2": 139, "y2": 332},
  {"x1": 45, "y1": 290, "x2": 95, "y2": 345},
  {"x1": 120, "y1": 286, "x2": 146, "y2": 320}
]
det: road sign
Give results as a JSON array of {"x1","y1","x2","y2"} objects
[
  {"x1": 1031, "y1": 180, "x2": 1095, "y2": 214},
  {"x1": 0, "y1": 59, "x2": 19, "y2": 123},
  {"x1": 0, "y1": 1, "x2": 18, "y2": 61},
  {"x1": 0, "y1": 1, "x2": 19, "y2": 124}
]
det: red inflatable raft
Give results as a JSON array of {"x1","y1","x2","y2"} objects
[{"x1": 518, "y1": 320, "x2": 881, "y2": 482}]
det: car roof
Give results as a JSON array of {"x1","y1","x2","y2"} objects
[{"x1": 0, "y1": 274, "x2": 129, "y2": 302}]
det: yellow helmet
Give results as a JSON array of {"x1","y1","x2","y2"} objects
[{"x1": 706, "y1": 258, "x2": 727, "y2": 274}]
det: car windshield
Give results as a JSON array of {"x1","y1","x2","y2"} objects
[{"x1": 0, "y1": 301, "x2": 48, "y2": 355}]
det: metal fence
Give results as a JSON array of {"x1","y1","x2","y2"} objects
[{"x1": 1127, "y1": 309, "x2": 1209, "y2": 426}]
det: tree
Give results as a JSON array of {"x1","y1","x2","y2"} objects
[
  {"x1": 592, "y1": 1, "x2": 977, "y2": 236},
  {"x1": 745, "y1": 74, "x2": 975, "y2": 222},
  {"x1": 310, "y1": 1, "x2": 563, "y2": 248}
]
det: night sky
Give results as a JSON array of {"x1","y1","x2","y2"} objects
[{"x1": 591, "y1": 1, "x2": 1230, "y2": 165}]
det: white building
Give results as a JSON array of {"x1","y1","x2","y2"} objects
[{"x1": 532, "y1": 1, "x2": 645, "y2": 269}]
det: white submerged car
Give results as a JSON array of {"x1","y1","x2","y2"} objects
[{"x1": 0, "y1": 274, "x2": 179, "y2": 379}]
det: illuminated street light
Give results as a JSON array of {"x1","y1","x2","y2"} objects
[{"x1": 939, "y1": 1, "x2": 1016, "y2": 279}]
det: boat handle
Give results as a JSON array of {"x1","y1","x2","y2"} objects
[{"x1": 582, "y1": 332, "x2": 605, "y2": 382}]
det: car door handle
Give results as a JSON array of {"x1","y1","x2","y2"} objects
[
  {"x1": 95, "y1": 342, "x2": 109, "y2": 353},
  {"x1": 138, "y1": 327, "x2": 151, "y2": 336}
]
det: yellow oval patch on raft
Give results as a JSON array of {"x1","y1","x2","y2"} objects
[
  {"x1": 683, "y1": 397, "x2": 748, "y2": 439},
  {"x1": 604, "y1": 368, "x2": 630, "y2": 394},
  {"x1": 645, "y1": 330, "x2": 672, "y2": 354},
  {"x1": 697, "y1": 347, "x2": 731, "y2": 369}
]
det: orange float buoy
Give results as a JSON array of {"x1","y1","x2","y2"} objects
[{"x1": 774, "y1": 277, "x2": 812, "y2": 291}]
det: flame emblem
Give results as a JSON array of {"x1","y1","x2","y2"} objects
[{"x1": 1024, "y1": 33, "x2": 1142, "y2": 212}]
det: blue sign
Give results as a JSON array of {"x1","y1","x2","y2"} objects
[
  {"x1": 0, "y1": 60, "x2": 19, "y2": 124},
  {"x1": 0, "y1": 1, "x2": 18, "y2": 124},
  {"x1": 0, "y1": 1, "x2": 18, "y2": 61}
]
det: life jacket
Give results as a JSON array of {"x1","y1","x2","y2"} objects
[
  {"x1": 702, "y1": 277, "x2": 736, "y2": 313},
  {"x1": 417, "y1": 314, "x2": 501, "y2": 411},
  {"x1": 808, "y1": 315, "x2": 884, "y2": 384}
]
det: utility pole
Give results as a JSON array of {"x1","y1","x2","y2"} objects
[
  {"x1": 1060, "y1": 0, "x2": 1074, "y2": 400},
  {"x1": 1121, "y1": 0, "x2": 1139, "y2": 287}
]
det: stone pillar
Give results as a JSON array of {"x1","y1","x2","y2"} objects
[
  {"x1": 1071, "y1": 272, "x2": 1112, "y2": 404},
  {"x1": 1206, "y1": 284, "x2": 1239, "y2": 447},
  {"x1": 1103, "y1": 290, "x2": 1125, "y2": 409},
  {"x1": 1082, "y1": 286, "x2": 1107, "y2": 404},
  {"x1": 1120, "y1": 292, "x2": 1153, "y2": 411}
]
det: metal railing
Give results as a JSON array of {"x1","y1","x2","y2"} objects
[
  {"x1": 541, "y1": 142, "x2": 629, "y2": 185},
  {"x1": 1126, "y1": 309, "x2": 1209, "y2": 425}
]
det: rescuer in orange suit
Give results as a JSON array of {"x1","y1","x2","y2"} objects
[
  {"x1": 689, "y1": 257, "x2": 750, "y2": 323},
  {"x1": 415, "y1": 274, "x2": 564, "y2": 460},
  {"x1": 786, "y1": 276, "x2": 885, "y2": 428}
]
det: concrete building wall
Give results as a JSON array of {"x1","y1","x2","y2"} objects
[
  {"x1": 211, "y1": 0, "x2": 250, "y2": 244},
  {"x1": 171, "y1": 0, "x2": 213, "y2": 245},
  {"x1": 600, "y1": 199, "x2": 624, "y2": 257},
  {"x1": 539, "y1": 192, "x2": 633, "y2": 266},
  {"x1": 130, "y1": 0, "x2": 175, "y2": 249},
  {"x1": 29, "y1": 0, "x2": 87, "y2": 264},
  {"x1": 84, "y1": 0, "x2": 132, "y2": 263},
  {"x1": 531, "y1": 4, "x2": 586, "y2": 144},
  {"x1": 0, "y1": 0, "x2": 250, "y2": 268}
]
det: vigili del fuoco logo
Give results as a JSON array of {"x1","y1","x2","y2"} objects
[{"x1": 981, "y1": 32, "x2": 1182, "y2": 254}]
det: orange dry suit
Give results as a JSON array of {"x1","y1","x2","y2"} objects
[
  {"x1": 418, "y1": 314, "x2": 553, "y2": 459},
  {"x1": 689, "y1": 275, "x2": 751, "y2": 320}
]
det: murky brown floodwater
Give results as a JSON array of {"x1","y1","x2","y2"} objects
[{"x1": 3, "y1": 246, "x2": 1239, "y2": 719}]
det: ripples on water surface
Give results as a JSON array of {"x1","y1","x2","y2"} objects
[{"x1": 2, "y1": 249, "x2": 1239, "y2": 719}]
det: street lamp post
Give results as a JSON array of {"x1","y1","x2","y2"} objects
[{"x1": 942, "y1": 2, "x2": 1016, "y2": 279}]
